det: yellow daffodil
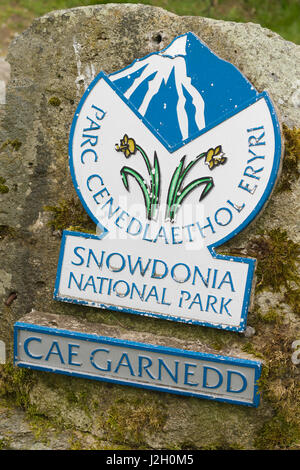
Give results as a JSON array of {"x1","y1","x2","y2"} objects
[
  {"x1": 204, "y1": 145, "x2": 227, "y2": 170},
  {"x1": 115, "y1": 134, "x2": 136, "y2": 158}
]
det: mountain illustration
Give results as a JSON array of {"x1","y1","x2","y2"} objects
[{"x1": 109, "y1": 32, "x2": 258, "y2": 150}]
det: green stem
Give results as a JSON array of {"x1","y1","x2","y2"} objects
[
  {"x1": 169, "y1": 177, "x2": 214, "y2": 222},
  {"x1": 121, "y1": 167, "x2": 152, "y2": 219},
  {"x1": 136, "y1": 144, "x2": 152, "y2": 176},
  {"x1": 166, "y1": 156, "x2": 185, "y2": 221},
  {"x1": 136, "y1": 144, "x2": 160, "y2": 220},
  {"x1": 179, "y1": 152, "x2": 206, "y2": 183},
  {"x1": 166, "y1": 152, "x2": 206, "y2": 221},
  {"x1": 150, "y1": 151, "x2": 160, "y2": 219}
]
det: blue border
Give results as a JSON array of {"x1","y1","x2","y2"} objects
[
  {"x1": 53, "y1": 229, "x2": 254, "y2": 332},
  {"x1": 58, "y1": 37, "x2": 282, "y2": 332},
  {"x1": 14, "y1": 321, "x2": 261, "y2": 407}
]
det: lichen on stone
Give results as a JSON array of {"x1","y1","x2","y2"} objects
[
  {"x1": 0, "y1": 437, "x2": 11, "y2": 450},
  {"x1": 254, "y1": 413, "x2": 300, "y2": 450},
  {"x1": 0, "y1": 362, "x2": 35, "y2": 410},
  {"x1": 101, "y1": 392, "x2": 167, "y2": 447},
  {"x1": 246, "y1": 228, "x2": 300, "y2": 313},
  {"x1": 249, "y1": 320, "x2": 300, "y2": 449},
  {"x1": 48, "y1": 96, "x2": 61, "y2": 107},
  {"x1": 0, "y1": 225, "x2": 18, "y2": 240},
  {"x1": 256, "y1": 307, "x2": 283, "y2": 325},
  {"x1": 44, "y1": 197, "x2": 96, "y2": 233},
  {"x1": 0, "y1": 139, "x2": 22, "y2": 152},
  {"x1": 276, "y1": 125, "x2": 300, "y2": 193},
  {"x1": 0, "y1": 176, "x2": 9, "y2": 193}
]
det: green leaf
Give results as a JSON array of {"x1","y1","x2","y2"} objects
[
  {"x1": 150, "y1": 151, "x2": 161, "y2": 219},
  {"x1": 166, "y1": 152, "x2": 207, "y2": 222},
  {"x1": 136, "y1": 144, "x2": 152, "y2": 176},
  {"x1": 120, "y1": 167, "x2": 152, "y2": 219},
  {"x1": 166, "y1": 156, "x2": 186, "y2": 220},
  {"x1": 169, "y1": 177, "x2": 214, "y2": 222}
]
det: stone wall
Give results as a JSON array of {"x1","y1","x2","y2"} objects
[{"x1": 0, "y1": 4, "x2": 299, "y2": 450}]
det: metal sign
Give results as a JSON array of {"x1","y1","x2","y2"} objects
[
  {"x1": 54, "y1": 32, "x2": 282, "y2": 331},
  {"x1": 14, "y1": 320, "x2": 261, "y2": 407}
]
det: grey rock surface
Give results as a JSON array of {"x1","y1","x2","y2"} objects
[
  {"x1": 0, "y1": 403, "x2": 72, "y2": 450},
  {"x1": 0, "y1": 4, "x2": 299, "y2": 450}
]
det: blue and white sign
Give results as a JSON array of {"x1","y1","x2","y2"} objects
[
  {"x1": 14, "y1": 320, "x2": 261, "y2": 407},
  {"x1": 54, "y1": 32, "x2": 282, "y2": 331}
]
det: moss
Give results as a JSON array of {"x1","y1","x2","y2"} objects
[
  {"x1": 48, "y1": 96, "x2": 61, "y2": 107},
  {"x1": 65, "y1": 389, "x2": 83, "y2": 406},
  {"x1": 284, "y1": 287, "x2": 300, "y2": 315},
  {"x1": 0, "y1": 176, "x2": 9, "y2": 193},
  {"x1": 254, "y1": 413, "x2": 300, "y2": 450},
  {"x1": 257, "y1": 323, "x2": 295, "y2": 383},
  {"x1": 0, "y1": 437, "x2": 11, "y2": 450},
  {"x1": 0, "y1": 225, "x2": 18, "y2": 240},
  {"x1": 102, "y1": 392, "x2": 167, "y2": 447},
  {"x1": 276, "y1": 125, "x2": 300, "y2": 193},
  {"x1": 26, "y1": 409, "x2": 60, "y2": 444},
  {"x1": 1, "y1": 138, "x2": 22, "y2": 151},
  {"x1": 257, "y1": 308, "x2": 283, "y2": 324},
  {"x1": 246, "y1": 228, "x2": 300, "y2": 298},
  {"x1": 252, "y1": 321, "x2": 300, "y2": 449},
  {"x1": 0, "y1": 185, "x2": 9, "y2": 194},
  {"x1": 222, "y1": 227, "x2": 300, "y2": 314},
  {"x1": 44, "y1": 197, "x2": 96, "y2": 233},
  {"x1": 241, "y1": 342, "x2": 264, "y2": 359},
  {"x1": 69, "y1": 432, "x2": 131, "y2": 450},
  {"x1": 0, "y1": 362, "x2": 36, "y2": 409},
  {"x1": 64, "y1": 388, "x2": 94, "y2": 416},
  {"x1": 201, "y1": 441, "x2": 245, "y2": 450}
]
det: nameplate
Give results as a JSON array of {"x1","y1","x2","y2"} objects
[{"x1": 14, "y1": 321, "x2": 261, "y2": 407}]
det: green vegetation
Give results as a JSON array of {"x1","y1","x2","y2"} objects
[
  {"x1": 0, "y1": 437, "x2": 11, "y2": 450},
  {"x1": 0, "y1": 176, "x2": 9, "y2": 193},
  {"x1": 0, "y1": 138, "x2": 22, "y2": 151},
  {"x1": 255, "y1": 413, "x2": 300, "y2": 450},
  {"x1": 243, "y1": 309, "x2": 298, "y2": 452},
  {"x1": 44, "y1": 196, "x2": 96, "y2": 233},
  {"x1": 48, "y1": 96, "x2": 61, "y2": 107},
  {"x1": 247, "y1": 229, "x2": 300, "y2": 294},
  {"x1": 0, "y1": 0, "x2": 299, "y2": 56},
  {"x1": 102, "y1": 393, "x2": 167, "y2": 447},
  {"x1": 252, "y1": 321, "x2": 300, "y2": 449},
  {"x1": 0, "y1": 363, "x2": 35, "y2": 409},
  {"x1": 276, "y1": 125, "x2": 300, "y2": 193},
  {"x1": 0, "y1": 224, "x2": 18, "y2": 240},
  {"x1": 245, "y1": 228, "x2": 300, "y2": 315},
  {"x1": 241, "y1": 342, "x2": 264, "y2": 359},
  {"x1": 256, "y1": 307, "x2": 283, "y2": 325}
]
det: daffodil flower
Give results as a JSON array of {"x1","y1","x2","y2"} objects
[
  {"x1": 115, "y1": 135, "x2": 160, "y2": 220},
  {"x1": 205, "y1": 146, "x2": 227, "y2": 170},
  {"x1": 115, "y1": 135, "x2": 227, "y2": 223},
  {"x1": 115, "y1": 134, "x2": 136, "y2": 158}
]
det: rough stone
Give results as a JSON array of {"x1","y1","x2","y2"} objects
[
  {"x1": 0, "y1": 4, "x2": 299, "y2": 450},
  {"x1": 0, "y1": 57, "x2": 10, "y2": 105},
  {"x1": 0, "y1": 403, "x2": 72, "y2": 450}
]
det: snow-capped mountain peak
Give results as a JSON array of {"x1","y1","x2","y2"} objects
[{"x1": 109, "y1": 33, "x2": 258, "y2": 151}]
